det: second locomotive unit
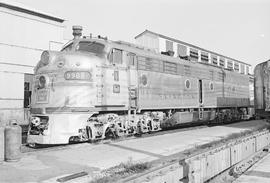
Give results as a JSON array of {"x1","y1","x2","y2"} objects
[
  {"x1": 254, "y1": 59, "x2": 270, "y2": 119},
  {"x1": 28, "y1": 26, "x2": 251, "y2": 145}
]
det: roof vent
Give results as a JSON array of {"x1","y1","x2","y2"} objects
[{"x1": 72, "y1": 25, "x2": 83, "y2": 39}]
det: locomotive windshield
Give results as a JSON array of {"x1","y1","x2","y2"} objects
[{"x1": 76, "y1": 41, "x2": 105, "y2": 54}]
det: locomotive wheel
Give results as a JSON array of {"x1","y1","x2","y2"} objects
[{"x1": 105, "y1": 127, "x2": 117, "y2": 139}]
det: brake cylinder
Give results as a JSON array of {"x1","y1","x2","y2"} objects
[{"x1": 5, "y1": 120, "x2": 22, "y2": 162}]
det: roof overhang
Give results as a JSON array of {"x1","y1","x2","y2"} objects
[{"x1": 0, "y1": 0, "x2": 65, "y2": 23}]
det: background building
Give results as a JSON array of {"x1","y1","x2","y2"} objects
[
  {"x1": 135, "y1": 30, "x2": 252, "y2": 75},
  {"x1": 0, "y1": 0, "x2": 65, "y2": 125}
]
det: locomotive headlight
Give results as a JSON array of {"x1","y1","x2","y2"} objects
[
  {"x1": 38, "y1": 75, "x2": 49, "y2": 89},
  {"x1": 39, "y1": 76, "x2": 46, "y2": 89},
  {"x1": 64, "y1": 71, "x2": 92, "y2": 80},
  {"x1": 40, "y1": 51, "x2": 50, "y2": 66}
]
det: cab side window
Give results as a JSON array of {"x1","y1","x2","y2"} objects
[
  {"x1": 109, "y1": 49, "x2": 123, "y2": 64},
  {"x1": 127, "y1": 53, "x2": 136, "y2": 66}
]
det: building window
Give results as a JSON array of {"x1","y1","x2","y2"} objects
[
  {"x1": 211, "y1": 55, "x2": 218, "y2": 65},
  {"x1": 227, "y1": 60, "x2": 233, "y2": 69},
  {"x1": 190, "y1": 48, "x2": 199, "y2": 61},
  {"x1": 127, "y1": 53, "x2": 136, "y2": 66},
  {"x1": 177, "y1": 44, "x2": 187, "y2": 57},
  {"x1": 219, "y1": 57, "x2": 225, "y2": 67},
  {"x1": 240, "y1": 64, "x2": 245, "y2": 74},
  {"x1": 234, "y1": 62, "x2": 239, "y2": 72},
  {"x1": 24, "y1": 73, "x2": 33, "y2": 108},
  {"x1": 166, "y1": 40, "x2": 173, "y2": 52},
  {"x1": 246, "y1": 66, "x2": 250, "y2": 74},
  {"x1": 109, "y1": 49, "x2": 123, "y2": 64},
  {"x1": 201, "y1": 51, "x2": 209, "y2": 63},
  {"x1": 24, "y1": 82, "x2": 31, "y2": 108}
]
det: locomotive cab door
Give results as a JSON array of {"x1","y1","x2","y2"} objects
[
  {"x1": 198, "y1": 79, "x2": 203, "y2": 104},
  {"x1": 100, "y1": 48, "x2": 129, "y2": 108},
  {"x1": 126, "y1": 53, "x2": 138, "y2": 109},
  {"x1": 198, "y1": 79, "x2": 203, "y2": 120}
]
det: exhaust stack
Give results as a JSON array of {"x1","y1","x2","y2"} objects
[{"x1": 72, "y1": 25, "x2": 82, "y2": 39}]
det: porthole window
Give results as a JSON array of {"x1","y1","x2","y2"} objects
[
  {"x1": 185, "y1": 79, "x2": 190, "y2": 89},
  {"x1": 141, "y1": 74, "x2": 148, "y2": 86},
  {"x1": 209, "y1": 82, "x2": 214, "y2": 90}
]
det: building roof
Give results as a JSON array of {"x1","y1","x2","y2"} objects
[
  {"x1": 0, "y1": 0, "x2": 64, "y2": 23},
  {"x1": 135, "y1": 30, "x2": 251, "y2": 66}
]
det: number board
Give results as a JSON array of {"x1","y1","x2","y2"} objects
[{"x1": 36, "y1": 89, "x2": 50, "y2": 103}]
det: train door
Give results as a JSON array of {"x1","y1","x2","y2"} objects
[
  {"x1": 198, "y1": 79, "x2": 203, "y2": 120},
  {"x1": 103, "y1": 48, "x2": 129, "y2": 107},
  {"x1": 126, "y1": 53, "x2": 138, "y2": 109},
  {"x1": 199, "y1": 79, "x2": 203, "y2": 104}
]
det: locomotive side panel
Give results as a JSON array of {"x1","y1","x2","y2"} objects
[
  {"x1": 192, "y1": 66, "x2": 221, "y2": 108},
  {"x1": 216, "y1": 70, "x2": 250, "y2": 107},
  {"x1": 136, "y1": 60, "x2": 225, "y2": 110},
  {"x1": 137, "y1": 71, "x2": 199, "y2": 109},
  {"x1": 100, "y1": 66, "x2": 129, "y2": 108},
  {"x1": 203, "y1": 79, "x2": 219, "y2": 107}
]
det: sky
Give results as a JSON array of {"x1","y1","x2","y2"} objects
[{"x1": 14, "y1": 0, "x2": 270, "y2": 69}]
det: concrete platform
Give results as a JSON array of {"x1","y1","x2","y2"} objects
[
  {"x1": 0, "y1": 120, "x2": 269, "y2": 183},
  {"x1": 234, "y1": 151, "x2": 270, "y2": 183}
]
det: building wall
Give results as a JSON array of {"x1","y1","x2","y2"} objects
[
  {"x1": 135, "y1": 32, "x2": 159, "y2": 52},
  {"x1": 135, "y1": 32, "x2": 252, "y2": 75},
  {"x1": 0, "y1": 5, "x2": 65, "y2": 125}
]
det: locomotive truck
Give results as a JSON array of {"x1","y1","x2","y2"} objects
[{"x1": 27, "y1": 26, "x2": 251, "y2": 145}]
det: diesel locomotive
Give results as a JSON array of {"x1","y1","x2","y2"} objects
[
  {"x1": 27, "y1": 26, "x2": 252, "y2": 145},
  {"x1": 254, "y1": 59, "x2": 270, "y2": 119}
]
